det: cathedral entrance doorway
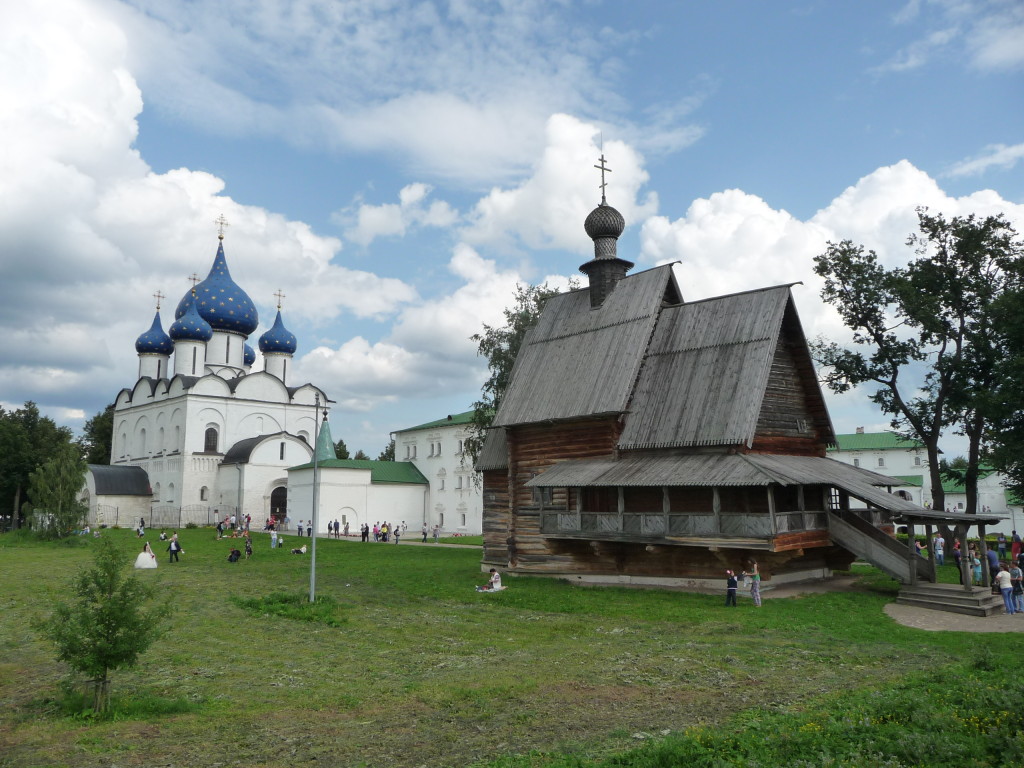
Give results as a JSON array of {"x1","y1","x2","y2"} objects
[{"x1": 270, "y1": 486, "x2": 288, "y2": 525}]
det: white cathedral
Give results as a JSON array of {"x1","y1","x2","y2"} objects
[{"x1": 84, "y1": 230, "x2": 330, "y2": 529}]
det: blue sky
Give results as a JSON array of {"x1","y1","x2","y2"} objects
[{"x1": 2, "y1": 0, "x2": 1022, "y2": 457}]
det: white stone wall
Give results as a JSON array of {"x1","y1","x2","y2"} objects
[
  {"x1": 288, "y1": 466, "x2": 426, "y2": 535},
  {"x1": 394, "y1": 421, "x2": 481, "y2": 534}
]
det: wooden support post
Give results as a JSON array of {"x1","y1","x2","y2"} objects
[
  {"x1": 767, "y1": 486, "x2": 777, "y2": 536},
  {"x1": 712, "y1": 487, "x2": 722, "y2": 536},
  {"x1": 906, "y1": 521, "x2": 917, "y2": 585},
  {"x1": 925, "y1": 522, "x2": 935, "y2": 582},
  {"x1": 956, "y1": 524, "x2": 971, "y2": 592},
  {"x1": 978, "y1": 524, "x2": 991, "y2": 589}
]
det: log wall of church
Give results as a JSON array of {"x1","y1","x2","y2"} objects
[{"x1": 752, "y1": 332, "x2": 828, "y2": 457}]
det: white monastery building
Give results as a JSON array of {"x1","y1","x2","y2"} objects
[
  {"x1": 85, "y1": 230, "x2": 329, "y2": 529},
  {"x1": 392, "y1": 410, "x2": 483, "y2": 535}
]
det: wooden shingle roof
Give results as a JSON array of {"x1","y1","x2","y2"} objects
[{"x1": 492, "y1": 265, "x2": 675, "y2": 428}]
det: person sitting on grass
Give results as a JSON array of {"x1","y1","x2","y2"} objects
[
  {"x1": 476, "y1": 568, "x2": 503, "y2": 592},
  {"x1": 227, "y1": 547, "x2": 242, "y2": 563}
]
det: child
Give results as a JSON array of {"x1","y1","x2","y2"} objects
[{"x1": 725, "y1": 570, "x2": 738, "y2": 606}]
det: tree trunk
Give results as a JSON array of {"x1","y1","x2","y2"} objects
[
  {"x1": 926, "y1": 444, "x2": 945, "y2": 512},
  {"x1": 11, "y1": 483, "x2": 20, "y2": 530}
]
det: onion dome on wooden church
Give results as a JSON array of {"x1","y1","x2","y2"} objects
[
  {"x1": 243, "y1": 343, "x2": 257, "y2": 367},
  {"x1": 175, "y1": 237, "x2": 259, "y2": 336},
  {"x1": 169, "y1": 291, "x2": 213, "y2": 342},
  {"x1": 135, "y1": 311, "x2": 174, "y2": 355},
  {"x1": 258, "y1": 310, "x2": 297, "y2": 354},
  {"x1": 579, "y1": 153, "x2": 634, "y2": 308}
]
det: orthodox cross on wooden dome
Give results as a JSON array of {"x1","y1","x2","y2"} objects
[
  {"x1": 214, "y1": 213, "x2": 229, "y2": 240},
  {"x1": 594, "y1": 152, "x2": 612, "y2": 205},
  {"x1": 187, "y1": 272, "x2": 200, "y2": 288},
  {"x1": 153, "y1": 290, "x2": 165, "y2": 311},
  {"x1": 273, "y1": 289, "x2": 286, "y2": 310}
]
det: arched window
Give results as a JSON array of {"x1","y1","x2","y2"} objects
[
  {"x1": 204, "y1": 427, "x2": 219, "y2": 453},
  {"x1": 138, "y1": 428, "x2": 147, "y2": 456},
  {"x1": 200, "y1": 486, "x2": 209, "y2": 501},
  {"x1": 153, "y1": 482, "x2": 161, "y2": 500}
]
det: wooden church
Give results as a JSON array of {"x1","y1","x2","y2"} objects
[{"x1": 476, "y1": 163, "x2": 923, "y2": 590}]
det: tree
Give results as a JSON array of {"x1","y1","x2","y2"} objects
[
  {"x1": 377, "y1": 440, "x2": 395, "y2": 462},
  {"x1": 352, "y1": 449, "x2": 370, "y2": 460},
  {"x1": 0, "y1": 402, "x2": 75, "y2": 529},
  {"x1": 79, "y1": 403, "x2": 114, "y2": 465},
  {"x1": 334, "y1": 439, "x2": 350, "y2": 460},
  {"x1": 985, "y1": 283, "x2": 1024, "y2": 498},
  {"x1": 35, "y1": 537, "x2": 165, "y2": 712},
  {"x1": 812, "y1": 209, "x2": 1024, "y2": 516},
  {"x1": 25, "y1": 442, "x2": 88, "y2": 539},
  {"x1": 464, "y1": 282, "x2": 568, "y2": 463}
]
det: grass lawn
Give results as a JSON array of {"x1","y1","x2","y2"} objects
[{"x1": 1, "y1": 529, "x2": 1021, "y2": 767}]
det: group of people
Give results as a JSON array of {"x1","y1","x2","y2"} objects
[
  {"x1": 133, "y1": 531, "x2": 183, "y2": 569},
  {"x1": 725, "y1": 560, "x2": 761, "y2": 607}
]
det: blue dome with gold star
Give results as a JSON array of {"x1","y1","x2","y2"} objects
[
  {"x1": 135, "y1": 311, "x2": 174, "y2": 354},
  {"x1": 170, "y1": 292, "x2": 213, "y2": 342},
  {"x1": 244, "y1": 343, "x2": 256, "y2": 366},
  {"x1": 258, "y1": 310, "x2": 297, "y2": 354},
  {"x1": 175, "y1": 240, "x2": 259, "y2": 335}
]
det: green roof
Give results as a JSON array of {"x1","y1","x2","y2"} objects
[
  {"x1": 891, "y1": 475, "x2": 924, "y2": 487},
  {"x1": 395, "y1": 409, "x2": 477, "y2": 433},
  {"x1": 829, "y1": 432, "x2": 926, "y2": 451},
  {"x1": 288, "y1": 459, "x2": 428, "y2": 485}
]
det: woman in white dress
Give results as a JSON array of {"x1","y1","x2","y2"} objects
[{"x1": 134, "y1": 541, "x2": 158, "y2": 569}]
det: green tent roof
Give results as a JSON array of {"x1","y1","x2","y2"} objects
[
  {"x1": 828, "y1": 432, "x2": 926, "y2": 451},
  {"x1": 288, "y1": 458, "x2": 428, "y2": 485},
  {"x1": 394, "y1": 409, "x2": 479, "y2": 433}
]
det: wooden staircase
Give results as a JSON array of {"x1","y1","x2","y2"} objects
[{"x1": 896, "y1": 582, "x2": 1004, "y2": 617}]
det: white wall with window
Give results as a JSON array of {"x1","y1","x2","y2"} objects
[{"x1": 392, "y1": 410, "x2": 482, "y2": 535}]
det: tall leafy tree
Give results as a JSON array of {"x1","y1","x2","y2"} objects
[
  {"x1": 985, "y1": 283, "x2": 1024, "y2": 498},
  {"x1": 35, "y1": 537, "x2": 166, "y2": 712},
  {"x1": 352, "y1": 449, "x2": 370, "y2": 460},
  {"x1": 79, "y1": 403, "x2": 115, "y2": 465},
  {"x1": 464, "y1": 282, "x2": 567, "y2": 463},
  {"x1": 377, "y1": 440, "x2": 396, "y2": 462},
  {"x1": 334, "y1": 439, "x2": 351, "y2": 460},
  {"x1": 0, "y1": 402, "x2": 75, "y2": 529},
  {"x1": 25, "y1": 442, "x2": 88, "y2": 538},
  {"x1": 813, "y1": 209, "x2": 1024, "y2": 515}
]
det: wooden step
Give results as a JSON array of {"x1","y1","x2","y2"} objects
[{"x1": 897, "y1": 584, "x2": 1005, "y2": 617}]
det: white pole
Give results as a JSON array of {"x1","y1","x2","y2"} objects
[{"x1": 310, "y1": 393, "x2": 320, "y2": 602}]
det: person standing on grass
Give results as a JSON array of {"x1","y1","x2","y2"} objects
[
  {"x1": 725, "y1": 570, "x2": 738, "y2": 607},
  {"x1": 270, "y1": 529, "x2": 278, "y2": 549},
  {"x1": 933, "y1": 534, "x2": 945, "y2": 566},
  {"x1": 1009, "y1": 561, "x2": 1024, "y2": 613},
  {"x1": 1012, "y1": 530, "x2": 1021, "y2": 561},
  {"x1": 422, "y1": 524, "x2": 428, "y2": 543},
  {"x1": 997, "y1": 532, "x2": 1007, "y2": 559},
  {"x1": 167, "y1": 532, "x2": 182, "y2": 563},
  {"x1": 987, "y1": 547, "x2": 1000, "y2": 585},
  {"x1": 244, "y1": 533, "x2": 253, "y2": 560},
  {"x1": 394, "y1": 526, "x2": 401, "y2": 545},
  {"x1": 994, "y1": 564, "x2": 1016, "y2": 614},
  {"x1": 306, "y1": 521, "x2": 312, "y2": 538},
  {"x1": 742, "y1": 560, "x2": 762, "y2": 607},
  {"x1": 432, "y1": 525, "x2": 440, "y2": 543}
]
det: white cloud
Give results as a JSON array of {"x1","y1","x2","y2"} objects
[
  {"x1": 874, "y1": 0, "x2": 1024, "y2": 74},
  {"x1": 296, "y1": 244, "x2": 527, "y2": 412},
  {"x1": 945, "y1": 143, "x2": 1024, "y2": 177},
  {"x1": 966, "y1": 1, "x2": 1024, "y2": 70},
  {"x1": 342, "y1": 183, "x2": 459, "y2": 247},
  {"x1": 641, "y1": 160, "x2": 1024, "y2": 356},
  {"x1": 0, "y1": 0, "x2": 417, "y2": 417},
  {"x1": 463, "y1": 114, "x2": 659, "y2": 256}
]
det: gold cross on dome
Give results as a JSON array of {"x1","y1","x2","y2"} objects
[
  {"x1": 188, "y1": 273, "x2": 200, "y2": 288},
  {"x1": 273, "y1": 289, "x2": 286, "y2": 310},
  {"x1": 594, "y1": 153, "x2": 612, "y2": 205},
  {"x1": 153, "y1": 290, "x2": 165, "y2": 311},
  {"x1": 214, "y1": 214, "x2": 229, "y2": 240}
]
